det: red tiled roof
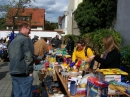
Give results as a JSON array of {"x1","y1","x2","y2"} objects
[{"x1": 6, "y1": 8, "x2": 45, "y2": 27}]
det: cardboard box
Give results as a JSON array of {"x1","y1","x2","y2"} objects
[
  {"x1": 95, "y1": 72, "x2": 121, "y2": 94},
  {"x1": 96, "y1": 72, "x2": 121, "y2": 82},
  {"x1": 95, "y1": 68, "x2": 128, "y2": 94},
  {"x1": 38, "y1": 70, "x2": 46, "y2": 82},
  {"x1": 37, "y1": 66, "x2": 57, "y2": 82},
  {"x1": 86, "y1": 76, "x2": 108, "y2": 97},
  {"x1": 96, "y1": 68, "x2": 128, "y2": 82},
  {"x1": 52, "y1": 73, "x2": 57, "y2": 81}
]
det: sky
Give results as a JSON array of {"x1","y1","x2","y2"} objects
[{"x1": 0, "y1": 0, "x2": 68, "y2": 23}]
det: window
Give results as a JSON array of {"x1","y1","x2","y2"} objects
[{"x1": 31, "y1": 26, "x2": 37, "y2": 29}]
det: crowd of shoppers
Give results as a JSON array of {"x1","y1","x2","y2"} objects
[{"x1": 0, "y1": 22, "x2": 120, "y2": 97}]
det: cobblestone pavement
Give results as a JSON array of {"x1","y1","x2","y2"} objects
[
  {"x1": 0, "y1": 62, "x2": 12, "y2": 97},
  {"x1": 0, "y1": 62, "x2": 41, "y2": 97}
]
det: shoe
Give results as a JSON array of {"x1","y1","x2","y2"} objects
[
  {"x1": 49, "y1": 82, "x2": 59, "y2": 88},
  {"x1": 44, "y1": 76, "x2": 53, "y2": 87},
  {"x1": 48, "y1": 87, "x2": 54, "y2": 94}
]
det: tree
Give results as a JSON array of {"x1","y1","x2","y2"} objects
[
  {"x1": 74, "y1": 0, "x2": 117, "y2": 34},
  {"x1": 44, "y1": 20, "x2": 58, "y2": 30},
  {"x1": 51, "y1": 22, "x2": 58, "y2": 29},
  {"x1": 0, "y1": 18, "x2": 6, "y2": 30},
  {"x1": 0, "y1": 0, "x2": 35, "y2": 33}
]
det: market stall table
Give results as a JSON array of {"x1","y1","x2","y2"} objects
[
  {"x1": 40, "y1": 54, "x2": 128, "y2": 97},
  {"x1": 108, "y1": 93, "x2": 128, "y2": 97},
  {"x1": 54, "y1": 66, "x2": 86, "y2": 97},
  {"x1": 55, "y1": 67, "x2": 128, "y2": 97}
]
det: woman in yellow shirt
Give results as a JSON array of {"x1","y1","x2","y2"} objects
[{"x1": 72, "y1": 40, "x2": 94, "y2": 63}]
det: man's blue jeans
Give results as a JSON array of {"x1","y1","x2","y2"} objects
[{"x1": 11, "y1": 75, "x2": 33, "y2": 97}]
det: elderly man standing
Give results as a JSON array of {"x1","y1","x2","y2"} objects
[
  {"x1": 8, "y1": 23, "x2": 34, "y2": 97},
  {"x1": 51, "y1": 35, "x2": 62, "y2": 49}
]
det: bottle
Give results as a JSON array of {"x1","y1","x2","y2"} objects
[
  {"x1": 58, "y1": 67, "x2": 62, "y2": 74},
  {"x1": 70, "y1": 81, "x2": 77, "y2": 95},
  {"x1": 82, "y1": 70, "x2": 86, "y2": 77}
]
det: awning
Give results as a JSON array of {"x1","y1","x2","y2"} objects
[{"x1": 54, "y1": 29, "x2": 65, "y2": 34}]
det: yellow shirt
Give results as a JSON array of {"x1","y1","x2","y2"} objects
[{"x1": 72, "y1": 47, "x2": 94, "y2": 62}]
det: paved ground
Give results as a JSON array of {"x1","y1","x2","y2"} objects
[{"x1": 0, "y1": 62, "x2": 41, "y2": 97}]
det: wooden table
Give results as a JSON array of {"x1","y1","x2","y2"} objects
[
  {"x1": 55, "y1": 66, "x2": 129, "y2": 97},
  {"x1": 108, "y1": 93, "x2": 127, "y2": 97},
  {"x1": 107, "y1": 90, "x2": 129, "y2": 97},
  {"x1": 55, "y1": 66, "x2": 86, "y2": 97}
]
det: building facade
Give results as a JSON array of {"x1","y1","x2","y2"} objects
[
  {"x1": 62, "y1": 14, "x2": 68, "y2": 35},
  {"x1": 115, "y1": 0, "x2": 130, "y2": 46},
  {"x1": 6, "y1": 8, "x2": 45, "y2": 31},
  {"x1": 57, "y1": 13, "x2": 68, "y2": 36},
  {"x1": 67, "y1": 0, "x2": 83, "y2": 35}
]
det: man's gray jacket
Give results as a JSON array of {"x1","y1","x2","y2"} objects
[{"x1": 8, "y1": 33, "x2": 34, "y2": 76}]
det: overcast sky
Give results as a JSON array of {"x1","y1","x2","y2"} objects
[{"x1": 0, "y1": 0, "x2": 68, "y2": 23}]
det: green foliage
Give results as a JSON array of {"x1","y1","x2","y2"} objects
[
  {"x1": 0, "y1": 18, "x2": 6, "y2": 30},
  {"x1": 120, "y1": 45, "x2": 130, "y2": 81},
  {"x1": 64, "y1": 29, "x2": 121, "y2": 55},
  {"x1": 88, "y1": 29, "x2": 122, "y2": 54},
  {"x1": 74, "y1": 0, "x2": 117, "y2": 34},
  {"x1": 44, "y1": 20, "x2": 58, "y2": 30},
  {"x1": 51, "y1": 23, "x2": 58, "y2": 30},
  {"x1": 64, "y1": 34, "x2": 80, "y2": 45}
]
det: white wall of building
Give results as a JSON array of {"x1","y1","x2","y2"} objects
[
  {"x1": 58, "y1": 24, "x2": 62, "y2": 29},
  {"x1": 0, "y1": 30, "x2": 62, "y2": 39},
  {"x1": 29, "y1": 31, "x2": 61, "y2": 39},
  {"x1": 0, "y1": 31, "x2": 12, "y2": 38},
  {"x1": 67, "y1": 0, "x2": 82, "y2": 35},
  {"x1": 74, "y1": 0, "x2": 83, "y2": 11},
  {"x1": 61, "y1": 15, "x2": 68, "y2": 35},
  {"x1": 31, "y1": 27, "x2": 43, "y2": 30},
  {"x1": 6, "y1": 26, "x2": 44, "y2": 31},
  {"x1": 67, "y1": 0, "x2": 74, "y2": 34}
]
